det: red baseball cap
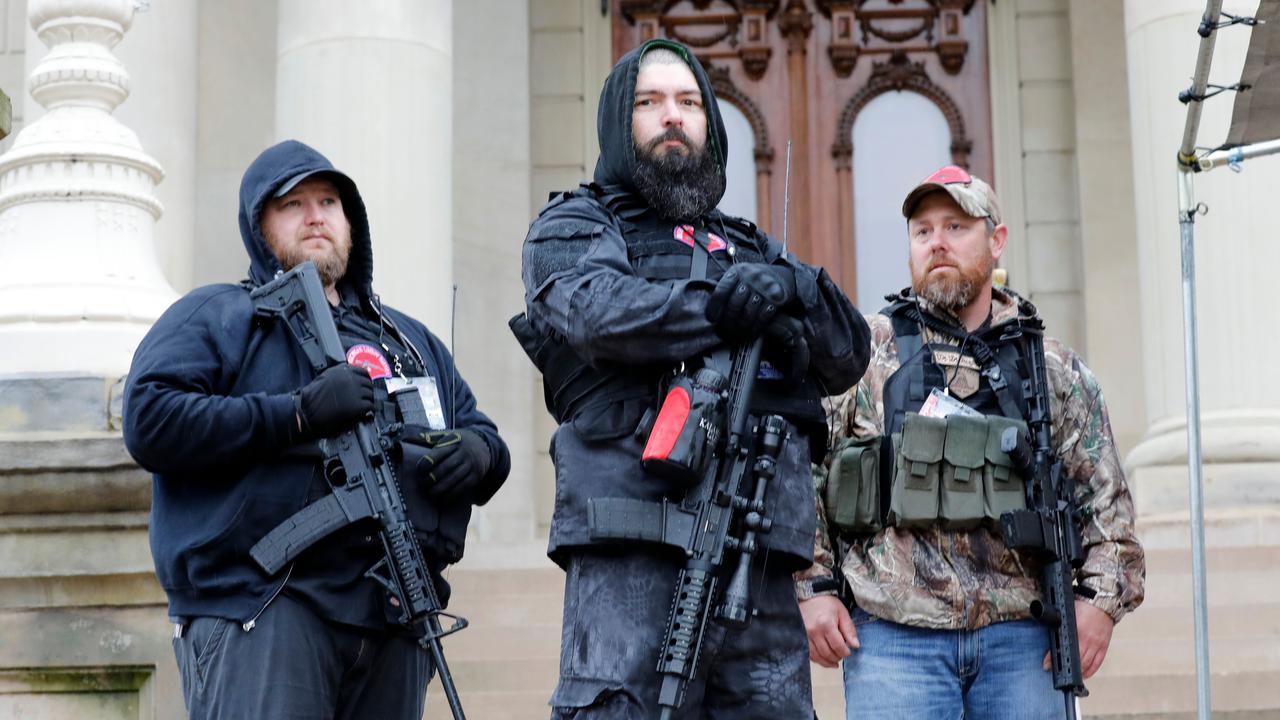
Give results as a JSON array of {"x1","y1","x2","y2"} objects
[{"x1": 901, "y1": 165, "x2": 1002, "y2": 224}]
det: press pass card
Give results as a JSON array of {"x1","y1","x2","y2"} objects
[
  {"x1": 385, "y1": 376, "x2": 447, "y2": 430},
  {"x1": 919, "y1": 388, "x2": 983, "y2": 419}
]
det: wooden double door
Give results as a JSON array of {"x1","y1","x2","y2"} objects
[{"x1": 613, "y1": 0, "x2": 993, "y2": 304}]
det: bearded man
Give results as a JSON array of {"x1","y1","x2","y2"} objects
[
  {"x1": 795, "y1": 166, "x2": 1146, "y2": 720},
  {"x1": 512, "y1": 39, "x2": 869, "y2": 718},
  {"x1": 124, "y1": 140, "x2": 510, "y2": 719}
]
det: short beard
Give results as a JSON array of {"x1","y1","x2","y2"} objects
[
  {"x1": 265, "y1": 229, "x2": 351, "y2": 288},
  {"x1": 632, "y1": 129, "x2": 725, "y2": 222},
  {"x1": 911, "y1": 251, "x2": 994, "y2": 312}
]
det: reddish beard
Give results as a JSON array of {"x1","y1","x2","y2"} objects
[
  {"x1": 265, "y1": 228, "x2": 352, "y2": 288},
  {"x1": 910, "y1": 251, "x2": 994, "y2": 311}
]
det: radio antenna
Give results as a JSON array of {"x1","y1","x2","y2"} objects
[{"x1": 781, "y1": 140, "x2": 792, "y2": 254}]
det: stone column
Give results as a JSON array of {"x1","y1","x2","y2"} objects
[
  {"x1": 1124, "y1": 0, "x2": 1280, "y2": 540},
  {"x1": 0, "y1": 0, "x2": 173, "y2": 387},
  {"x1": 0, "y1": 2, "x2": 181, "y2": 717},
  {"x1": 275, "y1": 0, "x2": 453, "y2": 336},
  {"x1": 112, "y1": 0, "x2": 199, "y2": 293},
  {"x1": 451, "y1": 0, "x2": 539, "y2": 553}
]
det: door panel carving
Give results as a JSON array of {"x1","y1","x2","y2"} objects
[{"x1": 612, "y1": 0, "x2": 992, "y2": 298}]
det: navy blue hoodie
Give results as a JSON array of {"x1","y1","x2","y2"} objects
[{"x1": 124, "y1": 140, "x2": 507, "y2": 623}]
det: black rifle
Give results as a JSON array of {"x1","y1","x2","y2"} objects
[
  {"x1": 999, "y1": 329, "x2": 1089, "y2": 720},
  {"x1": 587, "y1": 338, "x2": 786, "y2": 720},
  {"x1": 247, "y1": 261, "x2": 468, "y2": 720}
]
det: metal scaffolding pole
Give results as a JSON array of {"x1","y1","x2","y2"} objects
[{"x1": 1175, "y1": 4, "x2": 1223, "y2": 720}]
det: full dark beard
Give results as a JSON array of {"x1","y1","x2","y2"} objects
[{"x1": 632, "y1": 130, "x2": 725, "y2": 222}]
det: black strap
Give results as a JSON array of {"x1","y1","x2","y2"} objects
[{"x1": 898, "y1": 303, "x2": 1029, "y2": 422}]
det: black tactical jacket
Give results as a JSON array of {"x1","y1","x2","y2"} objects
[{"x1": 517, "y1": 40, "x2": 870, "y2": 568}]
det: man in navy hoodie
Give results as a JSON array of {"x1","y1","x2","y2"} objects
[{"x1": 124, "y1": 140, "x2": 510, "y2": 719}]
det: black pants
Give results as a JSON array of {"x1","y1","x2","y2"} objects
[
  {"x1": 550, "y1": 547, "x2": 813, "y2": 719},
  {"x1": 173, "y1": 594, "x2": 433, "y2": 720}
]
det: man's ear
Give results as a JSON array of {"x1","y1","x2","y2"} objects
[{"x1": 989, "y1": 223, "x2": 1009, "y2": 262}]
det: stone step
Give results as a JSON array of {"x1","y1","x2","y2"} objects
[
  {"x1": 442, "y1": 564, "x2": 563, "y2": 597},
  {"x1": 438, "y1": 623, "x2": 561, "y2": 662},
  {"x1": 424, "y1": 690, "x2": 550, "y2": 719},
  {"x1": 429, "y1": 658, "x2": 560, "y2": 695},
  {"x1": 1143, "y1": 545, "x2": 1280, "y2": 575},
  {"x1": 1085, "y1": 671, "x2": 1280, "y2": 716},
  {"x1": 1103, "y1": 636, "x2": 1280, "y2": 676},
  {"x1": 1141, "y1": 567, "x2": 1280, "y2": 609},
  {"x1": 1117, "y1": 602, "x2": 1280, "y2": 640},
  {"x1": 433, "y1": 545, "x2": 1280, "y2": 718},
  {"x1": 1137, "y1": 509, "x2": 1280, "y2": 550},
  {"x1": 447, "y1": 587, "x2": 563, "y2": 628}
]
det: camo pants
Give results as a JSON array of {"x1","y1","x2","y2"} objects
[{"x1": 549, "y1": 547, "x2": 813, "y2": 719}]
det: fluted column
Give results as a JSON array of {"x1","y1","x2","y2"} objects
[
  {"x1": 0, "y1": 0, "x2": 173, "y2": 381},
  {"x1": 275, "y1": 0, "x2": 453, "y2": 336},
  {"x1": 1124, "y1": 0, "x2": 1280, "y2": 525},
  {"x1": 0, "y1": 3, "x2": 180, "y2": 716}
]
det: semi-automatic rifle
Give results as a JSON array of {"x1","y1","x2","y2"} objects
[
  {"x1": 248, "y1": 261, "x2": 469, "y2": 720},
  {"x1": 1000, "y1": 328, "x2": 1091, "y2": 720}
]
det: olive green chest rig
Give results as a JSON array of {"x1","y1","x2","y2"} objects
[{"x1": 824, "y1": 297, "x2": 1046, "y2": 535}]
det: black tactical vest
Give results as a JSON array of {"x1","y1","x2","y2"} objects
[
  {"x1": 515, "y1": 188, "x2": 827, "y2": 566},
  {"x1": 513, "y1": 187, "x2": 827, "y2": 450}
]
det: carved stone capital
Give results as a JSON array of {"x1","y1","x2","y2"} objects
[
  {"x1": 829, "y1": 44, "x2": 859, "y2": 78},
  {"x1": 778, "y1": 0, "x2": 813, "y2": 54},
  {"x1": 938, "y1": 38, "x2": 968, "y2": 75}
]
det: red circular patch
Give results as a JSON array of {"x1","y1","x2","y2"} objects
[{"x1": 346, "y1": 343, "x2": 393, "y2": 379}]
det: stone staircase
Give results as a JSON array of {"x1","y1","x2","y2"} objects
[
  {"x1": 423, "y1": 563, "x2": 562, "y2": 719},
  {"x1": 425, "y1": 527, "x2": 1280, "y2": 719}
]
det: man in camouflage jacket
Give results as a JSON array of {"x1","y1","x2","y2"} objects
[{"x1": 796, "y1": 166, "x2": 1144, "y2": 719}]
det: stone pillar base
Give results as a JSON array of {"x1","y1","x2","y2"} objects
[
  {"x1": 1130, "y1": 461, "x2": 1280, "y2": 518},
  {"x1": 1126, "y1": 411, "x2": 1280, "y2": 549},
  {"x1": 0, "y1": 433, "x2": 181, "y2": 719}
]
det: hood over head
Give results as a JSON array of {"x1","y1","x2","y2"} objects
[
  {"x1": 238, "y1": 140, "x2": 373, "y2": 297},
  {"x1": 593, "y1": 39, "x2": 729, "y2": 201}
]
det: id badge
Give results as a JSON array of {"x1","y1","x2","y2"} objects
[
  {"x1": 919, "y1": 387, "x2": 982, "y2": 419},
  {"x1": 385, "y1": 376, "x2": 447, "y2": 430}
]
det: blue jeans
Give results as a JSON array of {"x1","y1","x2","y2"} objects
[{"x1": 842, "y1": 608, "x2": 1069, "y2": 720}]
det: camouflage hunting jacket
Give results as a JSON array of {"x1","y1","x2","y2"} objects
[{"x1": 794, "y1": 288, "x2": 1146, "y2": 629}]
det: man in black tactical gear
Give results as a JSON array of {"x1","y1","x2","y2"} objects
[
  {"x1": 513, "y1": 39, "x2": 870, "y2": 718},
  {"x1": 124, "y1": 140, "x2": 511, "y2": 719}
]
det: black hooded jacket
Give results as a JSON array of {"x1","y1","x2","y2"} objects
[
  {"x1": 591, "y1": 39, "x2": 729, "y2": 195},
  {"x1": 518, "y1": 40, "x2": 870, "y2": 568},
  {"x1": 124, "y1": 140, "x2": 509, "y2": 624}
]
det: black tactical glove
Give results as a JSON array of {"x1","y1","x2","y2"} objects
[
  {"x1": 762, "y1": 314, "x2": 810, "y2": 385},
  {"x1": 400, "y1": 427, "x2": 493, "y2": 505},
  {"x1": 705, "y1": 263, "x2": 798, "y2": 343},
  {"x1": 295, "y1": 364, "x2": 375, "y2": 439}
]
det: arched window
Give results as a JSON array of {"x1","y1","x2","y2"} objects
[
  {"x1": 718, "y1": 100, "x2": 758, "y2": 222},
  {"x1": 852, "y1": 91, "x2": 951, "y2": 310}
]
